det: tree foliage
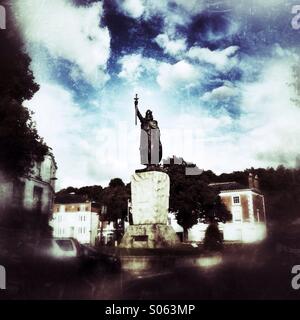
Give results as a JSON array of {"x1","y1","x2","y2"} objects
[
  {"x1": 164, "y1": 158, "x2": 231, "y2": 238},
  {"x1": 203, "y1": 222, "x2": 223, "y2": 251},
  {"x1": 101, "y1": 178, "x2": 130, "y2": 222},
  {"x1": 0, "y1": 8, "x2": 48, "y2": 178},
  {"x1": 55, "y1": 185, "x2": 103, "y2": 204},
  {"x1": 56, "y1": 179, "x2": 130, "y2": 223}
]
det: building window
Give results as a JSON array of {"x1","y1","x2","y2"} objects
[
  {"x1": 36, "y1": 162, "x2": 42, "y2": 178},
  {"x1": 233, "y1": 196, "x2": 240, "y2": 204},
  {"x1": 12, "y1": 181, "x2": 25, "y2": 208},
  {"x1": 256, "y1": 209, "x2": 260, "y2": 222},
  {"x1": 33, "y1": 186, "x2": 43, "y2": 212}
]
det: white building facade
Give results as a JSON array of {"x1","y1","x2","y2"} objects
[
  {"x1": 98, "y1": 220, "x2": 117, "y2": 245},
  {"x1": 51, "y1": 201, "x2": 99, "y2": 245}
]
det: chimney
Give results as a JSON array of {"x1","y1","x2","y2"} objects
[
  {"x1": 254, "y1": 174, "x2": 260, "y2": 190},
  {"x1": 248, "y1": 173, "x2": 254, "y2": 189}
]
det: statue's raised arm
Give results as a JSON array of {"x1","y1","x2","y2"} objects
[{"x1": 134, "y1": 94, "x2": 144, "y2": 123}]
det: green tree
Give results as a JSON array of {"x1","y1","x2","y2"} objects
[
  {"x1": 0, "y1": 7, "x2": 48, "y2": 178},
  {"x1": 55, "y1": 185, "x2": 103, "y2": 205},
  {"x1": 77, "y1": 185, "x2": 103, "y2": 203},
  {"x1": 101, "y1": 178, "x2": 130, "y2": 242},
  {"x1": 200, "y1": 195, "x2": 231, "y2": 224},
  {"x1": 164, "y1": 158, "x2": 231, "y2": 241},
  {"x1": 203, "y1": 222, "x2": 223, "y2": 251}
]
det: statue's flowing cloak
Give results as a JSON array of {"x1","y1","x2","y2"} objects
[{"x1": 136, "y1": 108, "x2": 162, "y2": 165}]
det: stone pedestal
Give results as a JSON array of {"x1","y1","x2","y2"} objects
[{"x1": 120, "y1": 171, "x2": 179, "y2": 248}]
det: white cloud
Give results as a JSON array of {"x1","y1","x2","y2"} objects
[
  {"x1": 202, "y1": 84, "x2": 238, "y2": 101},
  {"x1": 24, "y1": 83, "x2": 90, "y2": 188},
  {"x1": 237, "y1": 55, "x2": 300, "y2": 168},
  {"x1": 118, "y1": 54, "x2": 144, "y2": 82},
  {"x1": 145, "y1": 1, "x2": 205, "y2": 34},
  {"x1": 160, "y1": 54, "x2": 300, "y2": 173},
  {"x1": 24, "y1": 55, "x2": 300, "y2": 189},
  {"x1": 24, "y1": 83, "x2": 141, "y2": 189},
  {"x1": 118, "y1": 53, "x2": 157, "y2": 83},
  {"x1": 157, "y1": 60, "x2": 201, "y2": 90},
  {"x1": 117, "y1": 0, "x2": 204, "y2": 36},
  {"x1": 118, "y1": 0, "x2": 145, "y2": 18},
  {"x1": 154, "y1": 33, "x2": 187, "y2": 56},
  {"x1": 16, "y1": 0, "x2": 300, "y2": 188},
  {"x1": 12, "y1": 0, "x2": 110, "y2": 86},
  {"x1": 188, "y1": 46, "x2": 239, "y2": 71}
]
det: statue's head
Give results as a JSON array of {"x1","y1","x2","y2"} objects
[{"x1": 145, "y1": 109, "x2": 153, "y2": 120}]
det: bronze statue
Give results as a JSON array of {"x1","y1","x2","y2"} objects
[{"x1": 134, "y1": 94, "x2": 162, "y2": 168}]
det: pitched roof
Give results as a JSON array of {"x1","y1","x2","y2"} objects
[{"x1": 209, "y1": 181, "x2": 262, "y2": 194}]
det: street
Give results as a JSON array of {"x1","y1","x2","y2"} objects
[{"x1": 1, "y1": 238, "x2": 300, "y2": 300}]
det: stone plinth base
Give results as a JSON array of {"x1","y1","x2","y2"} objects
[
  {"x1": 119, "y1": 224, "x2": 180, "y2": 249},
  {"x1": 120, "y1": 170, "x2": 179, "y2": 249},
  {"x1": 131, "y1": 171, "x2": 169, "y2": 225}
]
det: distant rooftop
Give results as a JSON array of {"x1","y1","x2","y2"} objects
[
  {"x1": 209, "y1": 181, "x2": 261, "y2": 193},
  {"x1": 209, "y1": 181, "x2": 249, "y2": 191}
]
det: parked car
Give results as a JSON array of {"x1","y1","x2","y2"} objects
[
  {"x1": 80, "y1": 244, "x2": 121, "y2": 273},
  {"x1": 28, "y1": 237, "x2": 83, "y2": 278},
  {"x1": 32, "y1": 237, "x2": 121, "y2": 273},
  {"x1": 34, "y1": 237, "x2": 83, "y2": 260}
]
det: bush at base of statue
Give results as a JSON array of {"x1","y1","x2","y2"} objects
[{"x1": 203, "y1": 223, "x2": 223, "y2": 251}]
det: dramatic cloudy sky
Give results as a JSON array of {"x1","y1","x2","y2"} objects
[{"x1": 10, "y1": 0, "x2": 300, "y2": 188}]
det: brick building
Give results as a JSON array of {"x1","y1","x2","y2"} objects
[
  {"x1": 208, "y1": 173, "x2": 266, "y2": 242},
  {"x1": 170, "y1": 173, "x2": 267, "y2": 243},
  {"x1": 210, "y1": 173, "x2": 266, "y2": 224}
]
